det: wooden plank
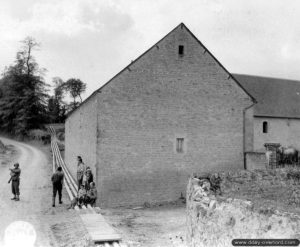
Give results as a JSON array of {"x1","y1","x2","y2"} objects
[
  {"x1": 87, "y1": 230, "x2": 117, "y2": 235},
  {"x1": 86, "y1": 227, "x2": 116, "y2": 233},
  {"x1": 80, "y1": 214, "x2": 121, "y2": 242},
  {"x1": 87, "y1": 208, "x2": 96, "y2": 214},
  {"x1": 80, "y1": 214, "x2": 106, "y2": 222}
]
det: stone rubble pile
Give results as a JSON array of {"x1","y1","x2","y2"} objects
[
  {"x1": 189, "y1": 178, "x2": 217, "y2": 217},
  {"x1": 186, "y1": 176, "x2": 300, "y2": 247}
]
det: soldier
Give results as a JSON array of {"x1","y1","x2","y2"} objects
[
  {"x1": 51, "y1": 166, "x2": 64, "y2": 207},
  {"x1": 76, "y1": 156, "x2": 86, "y2": 189},
  {"x1": 8, "y1": 163, "x2": 21, "y2": 201}
]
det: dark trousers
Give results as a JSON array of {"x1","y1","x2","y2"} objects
[
  {"x1": 86, "y1": 197, "x2": 96, "y2": 206},
  {"x1": 78, "y1": 196, "x2": 86, "y2": 205},
  {"x1": 77, "y1": 178, "x2": 83, "y2": 190},
  {"x1": 11, "y1": 180, "x2": 20, "y2": 195},
  {"x1": 53, "y1": 183, "x2": 62, "y2": 202}
]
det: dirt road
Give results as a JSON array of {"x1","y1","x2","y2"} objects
[
  {"x1": 0, "y1": 137, "x2": 80, "y2": 247},
  {"x1": 0, "y1": 137, "x2": 187, "y2": 247}
]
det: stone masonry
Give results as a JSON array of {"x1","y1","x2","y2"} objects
[{"x1": 65, "y1": 23, "x2": 254, "y2": 207}]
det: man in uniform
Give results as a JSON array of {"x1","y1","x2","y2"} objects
[
  {"x1": 51, "y1": 166, "x2": 64, "y2": 207},
  {"x1": 8, "y1": 163, "x2": 21, "y2": 201}
]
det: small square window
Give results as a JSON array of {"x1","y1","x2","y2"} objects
[
  {"x1": 178, "y1": 45, "x2": 184, "y2": 56},
  {"x1": 176, "y1": 138, "x2": 184, "y2": 153}
]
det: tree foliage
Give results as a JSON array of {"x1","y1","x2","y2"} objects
[
  {"x1": 0, "y1": 37, "x2": 88, "y2": 136},
  {"x1": 64, "y1": 78, "x2": 86, "y2": 107},
  {"x1": 47, "y1": 77, "x2": 67, "y2": 123},
  {"x1": 47, "y1": 77, "x2": 87, "y2": 122},
  {"x1": 0, "y1": 37, "x2": 49, "y2": 136}
]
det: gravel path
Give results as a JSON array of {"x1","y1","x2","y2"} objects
[{"x1": 0, "y1": 137, "x2": 87, "y2": 247}]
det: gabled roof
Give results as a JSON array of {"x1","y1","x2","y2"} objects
[
  {"x1": 234, "y1": 74, "x2": 300, "y2": 118},
  {"x1": 67, "y1": 23, "x2": 255, "y2": 118}
]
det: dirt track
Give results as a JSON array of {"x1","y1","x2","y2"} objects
[
  {"x1": 0, "y1": 137, "x2": 85, "y2": 247},
  {"x1": 0, "y1": 137, "x2": 188, "y2": 247}
]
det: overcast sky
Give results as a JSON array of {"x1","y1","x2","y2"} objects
[{"x1": 0, "y1": 0, "x2": 300, "y2": 99}]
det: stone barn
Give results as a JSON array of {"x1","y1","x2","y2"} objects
[
  {"x1": 235, "y1": 74, "x2": 300, "y2": 152},
  {"x1": 65, "y1": 23, "x2": 255, "y2": 207}
]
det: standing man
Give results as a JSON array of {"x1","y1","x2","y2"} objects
[
  {"x1": 8, "y1": 163, "x2": 21, "y2": 201},
  {"x1": 51, "y1": 166, "x2": 64, "y2": 207},
  {"x1": 76, "y1": 156, "x2": 86, "y2": 190}
]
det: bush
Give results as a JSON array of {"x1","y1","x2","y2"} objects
[
  {"x1": 28, "y1": 129, "x2": 51, "y2": 144},
  {"x1": 28, "y1": 129, "x2": 48, "y2": 140}
]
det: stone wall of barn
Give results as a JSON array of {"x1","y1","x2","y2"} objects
[
  {"x1": 245, "y1": 152, "x2": 267, "y2": 170},
  {"x1": 65, "y1": 95, "x2": 98, "y2": 182},
  {"x1": 95, "y1": 24, "x2": 253, "y2": 207},
  {"x1": 253, "y1": 117, "x2": 300, "y2": 152},
  {"x1": 244, "y1": 107, "x2": 254, "y2": 152}
]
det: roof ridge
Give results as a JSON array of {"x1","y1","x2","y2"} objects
[{"x1": 234, "y1": 73, "x2": 300, "y2": 83}]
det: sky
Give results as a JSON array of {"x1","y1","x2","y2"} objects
[{"x1": 0, "y1": 0, "x2": 300, "y2": 100}]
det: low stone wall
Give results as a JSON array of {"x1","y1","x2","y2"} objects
[
  {"x1": 245, "y1": 152, "x2": 267, "y2": 170},
  {"x1": 187, "y1": 169, "x2": 300, "y2": 247}
]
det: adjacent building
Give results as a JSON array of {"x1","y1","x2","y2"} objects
[
  {"x1": 235, "y1": 74, "x2": 300, "y2": 152},
  {"x1": 65, "y1": 23, "x2": 255, "y2": 207}
]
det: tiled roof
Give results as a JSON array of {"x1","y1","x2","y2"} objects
[{"x1": 234, "y1": 74, "x2": 300, "y2": 118}]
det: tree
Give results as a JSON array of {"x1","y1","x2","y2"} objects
[
  {"x1": 47, "y1": 77, "x2": 67, "y2": 123},
  {"x1": 52, "y1": 77, "x2": 65, "y2": 104},
  {"x1": 47, "y1": 96, "x2": 60, "y2": 123},
  {"x1": 46, "y1": 77, "x2": 87, "y2": 122},
  {"x1": 0, "y1": 37, "x2": 49, "y2": 136},
  {"x1": 64, "y1": 78, "x2": 86, "y2": 110}
]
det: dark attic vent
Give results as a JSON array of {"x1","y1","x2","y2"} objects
[{"x1": 178, "y1": 45, "x2": 184, "y2": 56}]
